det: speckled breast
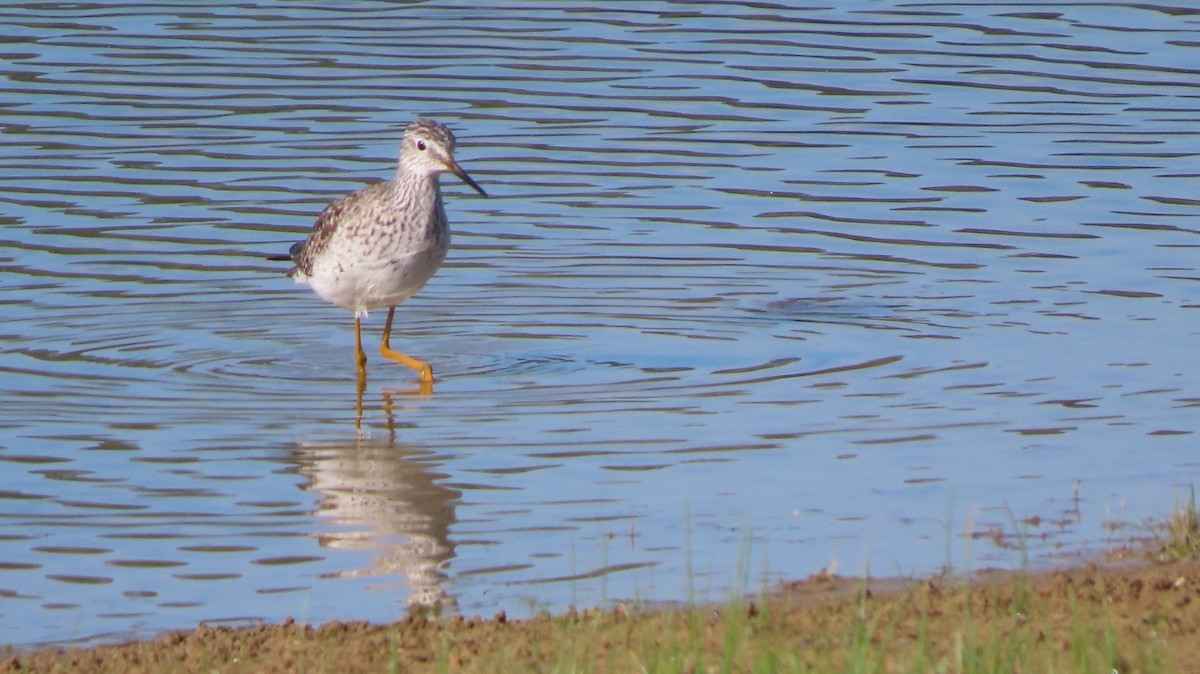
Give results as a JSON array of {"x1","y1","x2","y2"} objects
[{"x1": 307, "y1": 211, "x2": 450, "y2": 315}]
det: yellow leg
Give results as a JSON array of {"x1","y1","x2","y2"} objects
[
  {"x1": 354, "y1": 314, "x2": 368, "y2": 377},
  {"x1": 380, "y1": 307, "x2": 434, "y2": 384}
]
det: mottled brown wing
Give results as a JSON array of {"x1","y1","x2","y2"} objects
[
  {"x1": 290, "y1": 207, "x2": 334, "y2": 276},
  {"x1": 289, "y1": 188, "x2": 369, "y2": 277}
]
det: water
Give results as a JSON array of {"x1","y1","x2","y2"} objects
[{"x1": 1, "y1": 0, "x2": 1198, "y2": 647}]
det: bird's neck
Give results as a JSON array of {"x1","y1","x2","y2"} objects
[
  {"x1": 393, "y1": 165, "x2": 440, "y2": 194},
  {"x1": 388, "y1": 169, "x2": 443, "y2": 221}
]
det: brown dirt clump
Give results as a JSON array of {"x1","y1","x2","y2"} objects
[{"x1": 3, "y1": 560, "x2": 1199, "y2": 673}]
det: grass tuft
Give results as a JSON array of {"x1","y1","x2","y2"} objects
[{"x1": 1156, "y1": 486, "x2": 1200, "y2": 561}]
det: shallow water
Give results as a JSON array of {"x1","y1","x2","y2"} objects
[{"x1": 1, "y1": 1, "x2": 1198, "y2": 647}]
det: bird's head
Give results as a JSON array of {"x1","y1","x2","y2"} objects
[{"x1": 400, "y1": 119, "x2": 487, "y2": 197}]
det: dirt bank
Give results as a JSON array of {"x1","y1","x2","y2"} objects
[{"x1": 4, "y1": 559, "x2": 1199, "y2": 673}]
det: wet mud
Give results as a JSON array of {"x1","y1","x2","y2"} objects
[{"x1": 5, "y1": 559, "x2": 1199, "y2": 673}]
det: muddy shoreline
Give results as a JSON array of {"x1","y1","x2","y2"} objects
[{"x1": 5, "y1": 554, "x2": 1198, "y2": 673}]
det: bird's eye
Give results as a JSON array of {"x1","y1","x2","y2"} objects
[{"x1": 417, "y1": 140, "x2": 427, "y2": 151}]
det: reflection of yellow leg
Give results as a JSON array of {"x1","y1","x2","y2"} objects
[
  {"x1": 354, "y1": 315, "x2": 368, "y2": 378},
  {"x1": 380, "y1": 307, "x2": 434, "y2": 384},
  {"x1": 354, "y1": 368, "x2": 366, "y2": 435},
  {"x1": 382, "y1": 389, "x2": 395, "y2": 440}
]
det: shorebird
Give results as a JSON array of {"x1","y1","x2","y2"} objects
[{"x1": 278, "y1": 119, "x2": 487, "y2": 384}]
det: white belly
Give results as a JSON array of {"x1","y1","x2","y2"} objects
[{"x1": 299, "y1": 239, "x2": 448, "y2": 316}]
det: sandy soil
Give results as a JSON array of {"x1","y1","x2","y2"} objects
[{"x1": 3, "y1": 558, "x2": 1198, "y2": 673}]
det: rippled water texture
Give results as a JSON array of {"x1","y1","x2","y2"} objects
[{"x1": 1, "y1": 1, "x2": 1198, "y2": 647}]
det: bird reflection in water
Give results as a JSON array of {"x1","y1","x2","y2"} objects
[
  {"x1": 355, "y1": 374, "x2": 433, "y2": 432},
  {"x1": 295, "y1": 386, "x2": 461, "y2": 612}
]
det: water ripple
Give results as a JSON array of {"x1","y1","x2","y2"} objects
[{"x1": 0, "y1": 0, "x2": 1197, "y2": 648}]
